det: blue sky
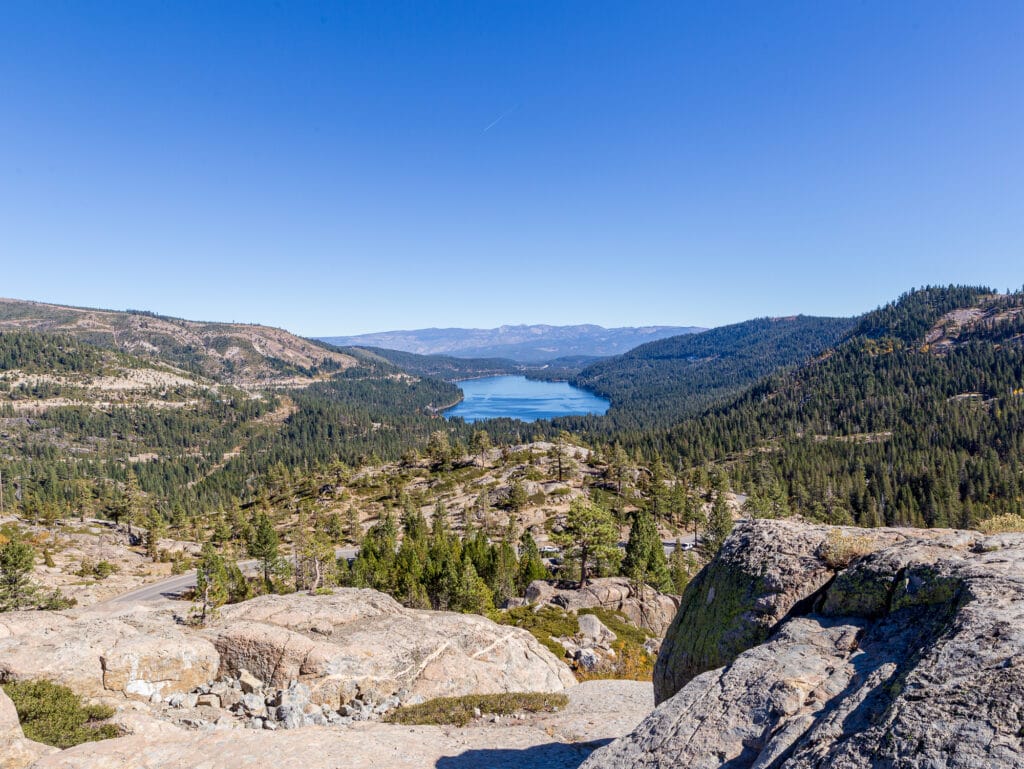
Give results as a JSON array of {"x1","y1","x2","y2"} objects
[{"x1": 1, "y1": 2, "x2": 1021, "y2": 336}]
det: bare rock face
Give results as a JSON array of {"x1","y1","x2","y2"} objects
[
  {"x1": 652, "y1": 518, "x2": 969, "y2": 703},
  {"x1": 205, "y1": 589, "x2": 576, "y2": 707},
  {"x1": 523, "y1": 577, "x2": 680, "y2": 636},
  {"x1": 0, "y1": 687, "x2": 59, "y2": 769},
  {"x1": 0, "y1": 606, "x2": 218, "y2": 703},
  {"x1": 583, "y1": 520, "x2": 1024, "y2": 769}
]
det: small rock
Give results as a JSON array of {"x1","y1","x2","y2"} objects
[
  {"x1": 196, "y1": 694, "x2": 220, "y2": 708},
  {"x1": 241, "y1": 693, "x2": 266, "y2": 716},
  {"x1": 575, "y1": 648, "x2": 600, "y2": 671},
  {"x1": 238, "y1": 669, "x2": 263, "y2": 695},
  {"x1": 219, "y1": 688, "x2": 243, "y2": 710}
]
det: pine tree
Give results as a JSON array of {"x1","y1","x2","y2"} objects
[
  {"x1": 516, "y1": 530, "x2": 548, "y2": 591},
  {"x1": 668, "y1": 540, "x2": 699, "y2": 594},
  {"x1": 248, "y1": 512, "x2": 280, "y2": 592},
  {"x1": 554, "y1": 497, "x2": 621, "y2": 588},
  {"x1": 0, "y1": 536, "x2": 37, "y2": 611},
  {"x1": 193, "y1": 543, "x2": 229, "y2": 625},
  {"x1": 144, "y1": 508, "x2": 166, "y2": 561},
  {"x1": 703, "y1": 483, "x2": 734, "y2": 558},
  {"x1": 452, "y1": 559, "x2": 493, "y2": 614},
  {"x1": 622, "y1": 508, "x2": 671, "y2": 592}
]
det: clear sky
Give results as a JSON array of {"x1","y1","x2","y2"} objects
[{"x1": 1, "y1": 2, "x2": 1021, "y2": 336}]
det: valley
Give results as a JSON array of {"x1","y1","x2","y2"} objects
[{"x1": 2, "y1": 284, "x2": 1024, "y2": 768}]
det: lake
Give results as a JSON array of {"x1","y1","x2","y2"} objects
[{"x1": 444, "y1": 375, "x2": 610, "y2": 423}]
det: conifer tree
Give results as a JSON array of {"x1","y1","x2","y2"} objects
[
  {"x1": 703, "y1": 481, "x2": 734, "y2": 558},
  {"x1": 622, "y1": 508, "x2": 671, "y2": 592},
  {"x1": 248, "y1": 511, "x2": 281, "y2": 592},
  {"x1": 0, "y1": 536, "x2": 36, "y2": 611},
  {"x1": 516, "y1": 530, "x2": 548, "y2": 591},
  {"x1": 193, "y1": 543, "x2": 229, "y2": 625},
  {"x1": 554, "y1": 497, "x2": 621, "y2": 588}
]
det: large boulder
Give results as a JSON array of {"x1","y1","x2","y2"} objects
[
  {"x1": 0, "y1": 606, "x2": 218, "y2": 703},
  {"x1": 652, "y1": 518, "x2": 971, "y2": 703},
  {"x1": 583, "y1": 521, "x2": 1024, "y2": 769},
  {"x1": 524, "y1": 577, "x2": 679, "y2": 636},
  {"x1": 205, "y1": 589, "x2": 576, "y2": 707}
]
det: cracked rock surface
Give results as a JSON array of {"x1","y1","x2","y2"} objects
[{"x1": 584, "y1": 519, "x2": 1024, "y2": 769}]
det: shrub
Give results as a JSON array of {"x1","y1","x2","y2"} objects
[
  {"x1": 2, "y1": 680, "x2": 118, "y2": 748},
  {"x1": 978, "y1": 514, "x2": 1024, "y2": 534},
  {"x1": 384, "y1": 692, "x2": 568, "y2": 727},
  {"x1": 819, "y1": 529, "x2": 877, "y2": 569}
]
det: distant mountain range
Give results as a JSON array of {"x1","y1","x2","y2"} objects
[{"x1": 319, "y1": 324, "x2": 704, "y2": 363}]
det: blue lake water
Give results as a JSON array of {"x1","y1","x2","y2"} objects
[{"x1": 444, "y1": 375, "x2": 610, "y2": 423}]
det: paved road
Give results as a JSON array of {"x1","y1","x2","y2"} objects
[{"x1": 105, "y1": 548, "x2": 360, "y2": 605}]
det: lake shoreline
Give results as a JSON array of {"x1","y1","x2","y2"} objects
[{"x1": 444, "y1": 375, "x2": 609, "y2": 424}]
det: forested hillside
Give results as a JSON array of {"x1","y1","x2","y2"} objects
[
  {"x1": 655, "y1": 286, "x2": 1024, "y2": 527},
  {"x1": 567, "y1": 315, "x2": 856, "y2": 431},
  {"x1": 0, "y1": 309, "x2": 481, "y2": 525},
  {"x1": 0, "y1": 298, "x2": 358, "y2": 387},
  {"x1": 360, "y1": 347, "x2": 595, "y2": 383}
]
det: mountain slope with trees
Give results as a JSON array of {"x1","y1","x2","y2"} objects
[
  {"x1": 657, "y1": 286, "x2": 1024, "y2": 527},
  {"x1": 568, "y1": 315, "x2": 857, "y2": 431}
]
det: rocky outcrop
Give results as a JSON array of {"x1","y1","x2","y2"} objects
[
  {"x1": 583, "y1": 519, "x2": 1024, "y2": 769},
  {"x1": 521, "y1": 577, "x2": 680, "y2": 636},
  {"x1": 205, "y1": 590, "x2": 576, "y2": 707},
  {"x1": 652, "y1": 518, "x2": 972, "y2": 703},
  {"x1": 0, "y1": 589, "x2": 572, "y2": 718},
  {"x1": 26, "y1": 680, "x2": 653, "y2": 769},
  {"x1": 0, "y1": 607, "x2": 218, "y2": 703},
  {"x1": 0, "y1": 687, "x2": 59, "y2": 769}
]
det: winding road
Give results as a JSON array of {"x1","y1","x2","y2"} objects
[{"x1": 104, "y1": 548, "x2": 360, "y2": 605}]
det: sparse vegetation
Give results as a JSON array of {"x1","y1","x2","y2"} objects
[
  {"x1": 2, "y1": 679, "x2": 118, "y2": 749},
  {"x1": 383, "y1": 692, "x2": 568, "y2": 727},
  {"x1": 978, "y1": 514, "x2": 1024, "y2": 534},
  {"x1": 819, "y1": 530, "x2": 879, "y2": 569}
]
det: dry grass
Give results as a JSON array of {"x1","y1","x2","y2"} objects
[
  {"x1": 819, "y1": 529, "x2": 878, "y2": 569},
  {"x1": 383, "y1": 692, "x2": 569, "y2": 727},
  {"x1": 978, "y1": 514, "x2": 1024, "y2": 534}
]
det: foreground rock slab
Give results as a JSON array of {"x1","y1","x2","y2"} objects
[
  {"x1": 584, "y1": 519, "x2": 1024, "y2": 769},
  {"x1": 205, "y1": 590, "x2": 577, "y2": 706},
  {"x1": 28, "y1": 681, "x2": 652, "y2": 769}
]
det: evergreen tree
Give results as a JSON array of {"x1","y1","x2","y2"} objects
[
  {"x1": 507, "y1": 480, "x2": 528, "y2": 513},
  {"x1": 516, "y1": 530, "x2": 548, "y2": 591},
  {"x1": 0, "y1": 536, "x2": 36, "y2": 611},
  {"x1": 452, "y1": 559, "x2": 493, "y2": 614},
  {"x1": 703, "y1": 481, "x2": 734, "y2": 558},
  {"x1": 248, "y1": 512, "x2": 281, "y2": 592},
  {"x1": 193, "y1": 543, "x2": 229, "y2": 625},
  {"x1": 621, "y1": 508, "x2": 671, "y2": 592},
  {"x1": 144, "y1": 508, "x2": 166, "y2": 561},
  {"x1": 554, "y1": 497, "x2": 621, "y2": 588},
  {"x1": 668, "y1": 540, "x2": 699, "y2": 594}
]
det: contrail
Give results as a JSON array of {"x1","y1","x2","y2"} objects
[{"x1": 484, "y1": 104, "x2": 521, "y2": 133}]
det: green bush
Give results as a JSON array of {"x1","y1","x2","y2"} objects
[{"x1": 2, "y1": 680, "x2": 118, "y2": 749}]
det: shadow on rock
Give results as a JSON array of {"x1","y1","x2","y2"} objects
[{"x1": 436, "y1": 739, "x2": 613, "y2": 769}]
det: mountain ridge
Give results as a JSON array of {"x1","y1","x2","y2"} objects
[{"x1": 319, "y1": 323, "x2": 704, "y2": 362}]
